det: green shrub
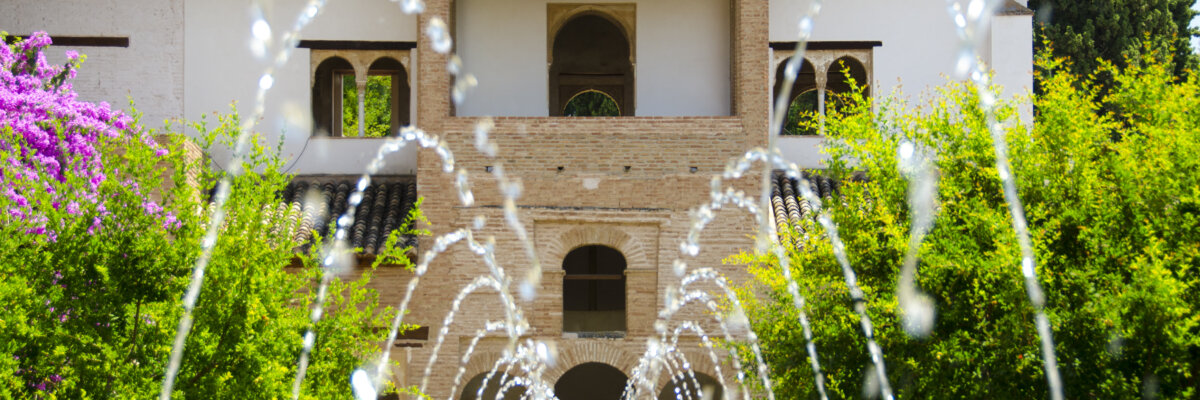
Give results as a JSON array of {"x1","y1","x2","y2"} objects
[
  {"x1": 1, "y1": 34, "x2": 418, "y2": 398},
  {"x1": 732, "y1": 50, "x2": 1199, "y2": 399}
]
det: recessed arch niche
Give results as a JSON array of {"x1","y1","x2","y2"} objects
[
  {"x1": 562, "y1": 245, "x2": 627, "y2": 334},
  {"x1": 548, "y1": 5, "x2": 635, "y2": 116}
]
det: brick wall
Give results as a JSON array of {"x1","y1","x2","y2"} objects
[{"x1": 398, "y1": 0, "x2": 771, "y2": 396}]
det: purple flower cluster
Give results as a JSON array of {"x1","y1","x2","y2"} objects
[{"x1": 0, "y1": 32, "x2": 173, "y2": 236}]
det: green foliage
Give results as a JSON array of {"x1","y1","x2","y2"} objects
[
  {"x1": 0, "y1": 106, "x2": 423, "y2": 398},
  {"x1": 733, "y1": 50, "x2": 1200, "y2": 398},
  {"x1": 342, "y1": 75, "x2": 394, "y2": 138},
  {"x1": 783, "y1": 90, "x2": 819, "y2": 136},
  {"x1": 1029, "y1": 0, "x2": 1198, "y2": 88},
  {"x1": 562, "y1": 90, "x2": 621, "y2": 117}
]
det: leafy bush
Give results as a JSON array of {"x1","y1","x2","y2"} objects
[
  {"x1": 732, "y1": 49, "x2": 1199, "y2": 398},
  {"x1": 0, "y1": 32, "x2": 418, "y2": 398}
]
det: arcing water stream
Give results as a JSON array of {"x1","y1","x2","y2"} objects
[{"x1": 158, "y1": 0, "x2": 1063, "y2": 399}]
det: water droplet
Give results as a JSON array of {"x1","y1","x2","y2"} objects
[
  {"x1": 673, "y1": 259, "x2": 688, "y2": 277},
  {"x1": 472, "y1": 215, "x2": 486, "y2": 230},
  {"x1": 955, "y1": 51, "x2": 974, "y2": 78},
  {"x1": 252, "y1": 18, "x2": 272, "y2": 42},
  {"x1": 350, "y1": 369, "x2": 377, "y2": 400},
  {"x1": 519, "y1": 281, "x2": 536, "y2": 302},
  {"x1": 900, "y1": 293, "x2": 936, "y2": 338},
  {"x1": 862, "y1": 365, "x2": 881, "y2": 399},
  {"x1": 966, "y1": 0, "x2": 986, "y2": 20},
  {"x1": 898, "y1": 141, "x2": 914, "y2": 161},
  {"x1": 258, "y1": 74, "x2": 274, "y2": 90},
  {"x1": 797, "y1": 17, "x2": 814, "y2": 38},
  {"x1": 447, "y1": 55, "x2": 463, "y2": 76},
  {"x1": 400, "y1": 0, "x2": 425, "y2": 14},
  {"x1": 426, "y1": 18, "x2": 453, "y2": 54},
  {"x1": 1021, "y1": 256, "x2": 1035, "y2": 277}
]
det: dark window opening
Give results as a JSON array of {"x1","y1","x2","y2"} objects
[
  {"x1": 562, "y1": 245, "x2": 626, "y2": 334},
  {"x1": 550, "y1": 14, "x2": 633, "y2": 116},
  {"x1": 555, "y1": 363, "x2": 628, "y2": 400}
]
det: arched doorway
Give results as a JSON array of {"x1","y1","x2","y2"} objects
[
  {"x1": 657, "y1": 372, "x2": 723, "y2": 400},
  {"x1": 549, "y1": 14, "x2": 634, "y2": 116},
  {"x1": 555, "y1": 362, "x2": 628, "y2": 400},
  {"x1": 460, "y1": 371, "x2": 527, "y2": 400},
  {"x1": 562, "y1": 245, "x2": 627, "y2": 335}
]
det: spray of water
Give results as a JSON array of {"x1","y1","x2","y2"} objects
[
  {"x1": 156, "y1": 0, "x2": 1065, "y2": 398},
  {"x1": 159, "y1": 1, "x2": 329, "y2": 398},
  {"x1": 945, "y1": 1, "x2": 1062, "y2": 399}
]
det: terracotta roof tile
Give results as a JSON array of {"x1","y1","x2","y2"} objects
[{"x1": 279, "y1": 176, "x2": 417, "y2": 255}]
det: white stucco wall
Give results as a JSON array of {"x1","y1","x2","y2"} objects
[
  {"x1": 770, "y1": 0, "x2": 1034, "y2": 168},
  {"x1": 0, "y1": 0, "x2": 185, "y2": 127},
  {"x1": 455, "y1": 0, "x2": 731, "y2": 117},
  {"x1": 184, "y1": 0, "x2": 420, "y2": 175},
  {"x1": 991, "y1": 14, "x2": 1034, "y2": 124},
  {"x1": 771, "y1": 1, "x2": 966, "y2": 101}
]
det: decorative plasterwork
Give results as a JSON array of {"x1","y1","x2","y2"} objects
[{"x1": 310, "y1": 49, "x2": 412, "y2": 86}]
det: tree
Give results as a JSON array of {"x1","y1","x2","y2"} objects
[
  {"x1": 1028, "y1": 0, "x2": 1198, "y2": 85},
  {"x1": 1, "y1": 32, "x2": 419, "y2": 398},
  {"x1": 731, "y1": 49, "x2": 1200, "y2": 399}
]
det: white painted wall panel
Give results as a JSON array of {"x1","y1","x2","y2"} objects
[
  {"x1": 456, "y1": 0, "x2": 731, "y2": 116},
  {"x1": 0, "y1": 0, "x2": 184, "y2": 127},
  {"x1": 184, "y1": 0, "x2": 419, "y2": 174}
]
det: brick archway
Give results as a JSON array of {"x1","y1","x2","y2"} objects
[
  {"x1": 543, "y1": 225, "x2": 651, "y2": 272},
  {"x1": 543, "y1": 341, "x2": 638, "y2": 383}
]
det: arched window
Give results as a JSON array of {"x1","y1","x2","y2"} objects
[
  {"x1": 460, "y1": 371, "x2": 526, "y2": 400},
  {"x1": 310, "y1": 50, "x2": 411, "y2": 137},
  {"x1": 562, "y1": 245, "x2": 626, "y2": 335},
  {"x1": 563, "y1": 90, "x2": 621, "y2": 117},
  {"x1": 784, "y1": 89, "x2": 819, "y2": 135},
  {"x1": 773, "y1": 57, "x2": 817, "y2": 135},
  {"x1": 772, "y1": 52, "x2": 872, "y2": 135},
  {"x1": 657, "y1": 372, "x2": 723, "y2": 400},
  {"x1": 550, "y1": 14, "x2": 633, "y2": 116},
  {"x1": 555, "y1": 363, "x2": 628, "y2": 400},
  {"x1": 312, "y1": 56, "x2": 353, "y2": 137},
  {"x1": 825, "y1": 56, "x2": 868, "y2": 115}
]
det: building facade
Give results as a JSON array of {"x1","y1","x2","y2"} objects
[{"x1": 2, "y1": 0, "x2": 1032, "y2": 398}]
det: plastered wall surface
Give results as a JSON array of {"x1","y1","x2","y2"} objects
[
  {"x1": 0, "y1": 0, "x2": 185, "y2": 127},
  {"x1": 184, "y1": 0, "x2": 420, "y2": 174},
  {"x1": 455, "y1": 0, "x2": 731, "y2": 117}
]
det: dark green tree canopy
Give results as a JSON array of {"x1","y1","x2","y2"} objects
[{"x1": 1029, "y1": 0, "x2": 1198, "y2": 81}]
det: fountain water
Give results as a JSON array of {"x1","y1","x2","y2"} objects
[{"x1": 155, "y1": 0, "x2": 1064, "y2": 399}]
